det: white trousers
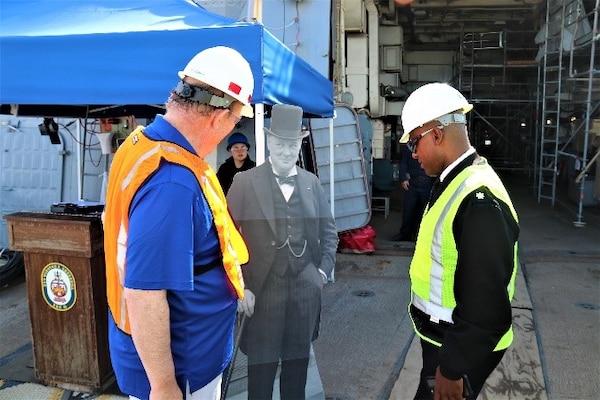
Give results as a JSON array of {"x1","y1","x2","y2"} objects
[{"x1": 129, "y1": 373, "x2": 222, "y2": 400}]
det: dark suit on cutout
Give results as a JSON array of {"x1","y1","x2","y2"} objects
[{"x1": 227, "y1": 160, "x2": 337, "y2": 399}]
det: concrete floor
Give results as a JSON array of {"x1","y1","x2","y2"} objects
[{"x1": 1, "y1": 172, "x2": 599, "y2": 400}]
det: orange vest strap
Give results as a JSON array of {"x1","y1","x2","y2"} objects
[{"x1": 104, "y1": 128, "x2": 247, "y2": 334}]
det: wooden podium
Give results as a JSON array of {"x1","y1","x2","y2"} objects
[{"x1": 3, "y1": 211, "x2": 114, "y2": 393}]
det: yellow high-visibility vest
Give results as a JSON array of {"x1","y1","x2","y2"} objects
[
  {"x1": 409, "y1": 158, "x2": 519, "y2": 351},
  {"x1": 103, "y1": 127, "x2": 248, "y2": 334}
]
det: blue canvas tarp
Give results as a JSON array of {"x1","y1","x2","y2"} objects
[{"x1": 0, "y1": 0, "x2": 334, "y2": 118}]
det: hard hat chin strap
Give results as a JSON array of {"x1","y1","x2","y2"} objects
[
  {"x1": 175, "y1": 81, "x2": 234, "y2": 109},
  {"x1": 437, "y1": 113, "x2": 466, "y2": 127}
]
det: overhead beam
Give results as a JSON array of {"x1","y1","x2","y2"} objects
[{"x1": 408, "y1": 0, "x2": 543, "y2": 8}]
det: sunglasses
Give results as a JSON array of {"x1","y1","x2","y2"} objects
[{"x1": 406, "y1": 125, "x2": 442, "y2": 153}]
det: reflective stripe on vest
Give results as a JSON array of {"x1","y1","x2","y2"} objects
[
  {"x1": 409, "y1": 158, "x2": 519, "y2": 351},
  {"x1": 104, "y1": 128, "x2": 248, "y2": 334}
]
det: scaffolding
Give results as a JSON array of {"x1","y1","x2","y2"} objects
[
  {"x1": 537, "y1": 0, "x2": 600, "y2": 226},
  {"x1": 458, "y1": 29, "x2": 539, "y2": 173}
]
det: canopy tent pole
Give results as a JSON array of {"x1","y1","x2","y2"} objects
[
  {"x1": 249, "y1": 0, "x2": 266, "y2": 165},
  {"x1": 329, "y1": 115, "x2": 335, "y2": 283},
  {"x1": 77, "y1": 121, "x2": 83, "y2": 200},
  {"x1": 329, "y1": 116, "x2": 335, "y2": 217},
  {"x1": 254, "y1": 104, "x2": 266, "y2": 164},
  {"x1": 248, "y1": 0, "x2": 262, "y2": 22}
]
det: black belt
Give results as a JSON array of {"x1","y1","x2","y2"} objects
[
  {"x1": 194, "y1": 259, "x2": 222, "y2": 276},
  {"x1": 410, "y1": 304, "x2": 452, "y2": 344}
]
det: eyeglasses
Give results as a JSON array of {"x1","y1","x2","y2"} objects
[
  {"x1": 406, "y1": 125, "x2": 442, "y2": 153},
  {"x1": 228, "y1": 109, "x2": 242, "y2": 125},
  {"x1": 230, "y1": 144, "x2": 248, "y2": 152}
]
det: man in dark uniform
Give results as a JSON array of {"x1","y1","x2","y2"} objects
[
  {"x1": 400, "y1": 83, "x2": 520, "y2": 400},
  {"x1": 227, "y1": 104, "x2": 338, "y2": 399},
  {"x1": 392, "y1": 144, "x2": 435, "y2": 241}
]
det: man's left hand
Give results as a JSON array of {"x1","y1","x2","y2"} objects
[{"x1": 433, "y1": 366, "x2": 464, "y2": 400}]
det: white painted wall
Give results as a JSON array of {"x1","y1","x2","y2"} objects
[{"x1": 0, "y1": 116, "x2": 105, "y2": 247}]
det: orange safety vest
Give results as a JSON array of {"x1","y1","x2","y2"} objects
[{"x1": 103, "y1": 127, "x2": 248, "y2": 334}]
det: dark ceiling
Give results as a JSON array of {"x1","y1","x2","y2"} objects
[{"x1": 381, "y1": 0, "x2": 546, "y2": 49}]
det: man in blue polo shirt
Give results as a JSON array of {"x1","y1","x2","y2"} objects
[{"x1": 103, "y1": 46, "x2": 254, "y2": 400}]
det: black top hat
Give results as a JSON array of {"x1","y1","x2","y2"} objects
[{"x1": 264, "y1": 104, "x2": 309, "y2": 139}]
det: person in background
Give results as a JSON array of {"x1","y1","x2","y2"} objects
[
  {"x1": 217, "y1": 132, "x2": 256, "y2": 195},
  {"x1": 399, "y1": 83, "x2": 520, "y2": 400},
  {"x1": 392, "y1": 144, "x2": 435, "y2": 242},
  {"x1": 102, "y1": 46, "x2": 254, "y2": 400},
  {"x1": 227, "y1": 104, "x2": 338, "y2": 400}
]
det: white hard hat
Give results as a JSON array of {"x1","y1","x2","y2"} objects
[
  {"x1": 400, "y1": 83, "x2": 472, "y2": 143},
  {"x1": 178, "y1": 46, "x2": 255, "y2": 118}
]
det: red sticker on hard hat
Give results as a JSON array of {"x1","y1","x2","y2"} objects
[{"x1": 228, "y1": 82, "x2": 242, "y2": 95}]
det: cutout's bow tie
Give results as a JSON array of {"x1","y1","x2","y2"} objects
[{"x1": 275, "y1": 174, "x2": 295, "y2": 185}]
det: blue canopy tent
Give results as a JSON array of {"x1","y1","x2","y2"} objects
[
  {"x1": 0, "y1": 0, "x2": 334, "y2": 119},
  {"x1": 0, "y1": 0, "x2": 339, "y2": 223},
  {"x1": 0, "y1": 0, "x2": 335, "y2": 188}
]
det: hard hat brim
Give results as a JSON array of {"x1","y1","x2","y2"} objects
[
  {"x1": 240, "y1": 104, "x2": 254, "y2": 118},
  {"x1": 399, "y1": 132, "x2": 410, "y2": 143}
]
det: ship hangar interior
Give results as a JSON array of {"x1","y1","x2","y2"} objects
[{"x1": 359, "y1": 0, "x2": 600, "y2": 225}]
